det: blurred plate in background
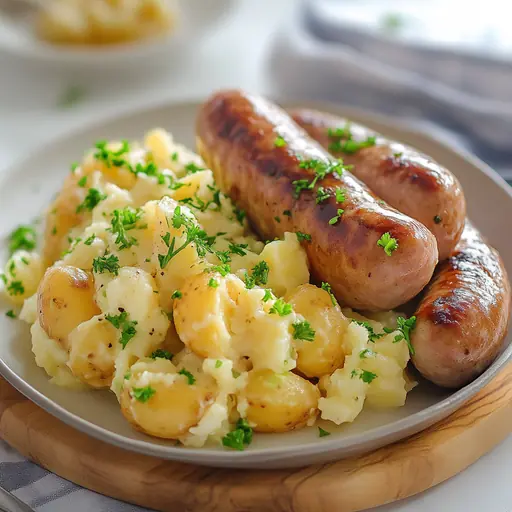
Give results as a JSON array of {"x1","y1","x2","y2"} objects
[{"x1": 0, "y1": 0, "x2": 237, "y2": 70}]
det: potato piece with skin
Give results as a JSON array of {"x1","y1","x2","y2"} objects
[
  {"x1": 173, "y1": 272, "x2": 242, "y2": 359},
  {"x1": 239, "y1": 370, "x2": 319, "y2": 433},
  {"x1": 38, "y1": 266, "x2": 100, "y2": 349},
  {"x1": 43, "y1": 171, "x2": 87, "y2": 265},
  {"x1": 286, "y1": 284, "x2": 349, "y2": 378},
  {"x1": 2, "y1": 251, "x2": 44, "y2": 306},
  {"x1": 67, "y1": 315, "x2": 119, "y2": 388},
  {"x1": 120, "y1": 358, "x2": 217, "y2": 439}
]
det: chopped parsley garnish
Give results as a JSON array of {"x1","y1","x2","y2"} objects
[
  {"x1": 377, "y1": 232, "x2": 398, "y2": 256},
  {"x1": 5, "y1": 310, "x2": 16, "y2": 319},
  {"x1": 178, "y1": 368, "x2": 196, "y2": 385},
  {"x1": 384, "y1": 316, "x2": 416, "y2": 355},
  {"x1": 316, "y1": 187, "x2": 331, "y2": 204},
  {"x1": 274, "y1": 216, "x2": 281, "y2": 223},
  {"x1": 7, "y1": 281, "x2": 24, "y2": 296},
  {"x1": 209, "y1": 264, "x2": 231, "y2": 277},
  {"x1": 20, "y1": 257, "x2": 29, "y2": 265},
  {"x1": 76, "y1": 188, "x2": 106, "y2": 213},
  {"x1": 292, "y1": 321, "x2": 316, "y2": 341},
  {"x1": 327, "y1": 125, "x2": 352, "y2": 139},
  {"x1": 292, "y1": 158, "x2": 347, "y2": 199},
  {"x1": 296, "y1": 231, "x2": 311, "y2": 242},
  {"x1": 329, "y1": 136, "x2": 377, "y2": 154},
  {"x1": 57, "y1": 85, "x2": 86, "y2": 109},
  {"x1": 244, "y1": 261, "x2": 270, "y2": 289},
  {"x1": 215, "y1": 360, "x2": 223, "y2": 368},
  {"x1": 393, "y1": 152, "x2": 403, "y2": 159},
  {"x1": 171, "y1": 290, "x2": 182, "y2": 299},
  {"x1": 105, "y1": 311, "x2": 138, "y2": 348},
  {"x1": 84, "y1": 234, "x2": 96, "y2": 246},
  {"x1": 171, "y1": 152, "x2": 179, "y2": 161},
  {"x1": 180, "y1": 193, "x2": 216, "y2": 212},
  {"x1": 131, "y1": 386, "x2": 156, "y2": 403},
  {"x1": 318, "y1": 427, "x2": 331, "y2": 437},
  {"x1": 328, "y1": 208, "x2": 344, "y2": 225},
  {"x1": 184, "y1": 162, "x2": 205, "y2": 174},
  {"x1": 70, "y1": 162, "x2": 79, "y2": 173},
  {"x1": 262, "y1": 289, "x2": 274, "y2": 302},
  {"x1": 208, "y1": 278, "x2": 219, "y2": 288},
  {"x1": 269, "y1": 298, "x2": 292, "y2": 316},
  {"x1": 77, "y1": 176, "x2": 87, "y2": 187},
  {"x1": 359, "y1": 348, "x2": 376, "y2": 359},
  {"x1": 434, "y1": 215, "x2": 442, "y2": 224},
  {"x1": 124, "y1": 372, "x2": 131, "y2": 380},
  {"x1": 351, "y1": 319, "x2": 385, "y2": 342},
  {"x1": 94, "y1": 140, "x2": 130, "y2": 168},
  {"x1": 151, "y1": 349, "x2": 173, "y2": 360},
  {"x1": 228, "y1": 242, "x2": 248, "y2": 257},
  {"x1": 274, "y1": 136, "x2": 286, "y2": 147},
  {"x1": 8, "y1": 225, "x2": 37, "y2": 254},
  {"x1": 222, "y1": 418, "x2": 253, "y2": 451},
  {"x1": 109, "y1": 207, "x2": 141, "y2": 250},
  {"x1": 321, "y1": 282, "x2": 337, "y2": 306},
  {"x1": 283, "y1": 209, "x2": 292, "y2": 217},
  {"x1": 335, "y1": 187, "x2": 346, "y2": 203},
  {"x1": 351, "y1": 369, "x2": 378, "y2": 383},
  {"x1": 233, "y1": 206, "x2": 246, "y2": 226},
  {"x1": 92, "y1": 254, "x2": 120, "y2": 275}
]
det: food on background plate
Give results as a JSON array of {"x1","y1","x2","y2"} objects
[
  {"x1": 290, "y1": 109, "x2": 467, "y2": 261},
  {"x1": 196, "y1": 90, "x2": 439, "y2": 311},
  {"x1": 1, "y1": 126, "x2": 414, "y2": 449},
  {"x1": 36, "y1": 0, "x2": 177, "y2": 47},
  {"x1": 411, "y1": 222, "x2": 510, "y2": 388}
]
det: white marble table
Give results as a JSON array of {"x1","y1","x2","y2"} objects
[{"x1": 0, "y1": 1, "x2": 510, "y2": 510}]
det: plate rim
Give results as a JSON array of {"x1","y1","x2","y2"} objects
[{"x1": 0, "y1": 96, "x2": 511, "y2": 466}]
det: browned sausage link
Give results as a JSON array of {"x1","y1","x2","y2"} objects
[
  {"x1": 411, "y1": 222, "x2": 511, "y2": 388},
  {"x1": 196, "y1": 90, "x2": 438, "y2": 311},
  {"x1": 290, "y1": 108, "x2": 466, "y2": 261}
]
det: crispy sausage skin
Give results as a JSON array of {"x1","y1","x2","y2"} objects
[
  {"x1": 290, "y1": 109, "x2": 466, "y2": 260},
  {"x1": 411, "y1": 222, "x2": 511, "y2": 388},
  {"x1": 196, "y1": 90, "x2": 438, "y2": 311}
]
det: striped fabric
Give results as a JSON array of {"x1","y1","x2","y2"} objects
[{"x1": 0, "y1": 440, "x2": 148, "y2": 511}]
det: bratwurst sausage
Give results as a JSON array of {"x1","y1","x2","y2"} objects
[
  {"x1": 196, "y1": 90, "x2": 438, "y2": 311},
  {"x1": 411, "y1": 222, "x2": 510, "y2": 388},
  {"x1": 290, "y1": 109, "x2": 466, "y2": 260}
]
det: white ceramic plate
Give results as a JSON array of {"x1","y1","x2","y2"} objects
[
  {"x1": 0, "y1": 99, "x2": 510, "y2": 469},
  {"x1": 0, "y1": 0, "x2": 236, "y2": 69}
]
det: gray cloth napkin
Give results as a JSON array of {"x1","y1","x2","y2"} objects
[{"x1": 267, "y1": 0, "x2": 512, "y2": 182}]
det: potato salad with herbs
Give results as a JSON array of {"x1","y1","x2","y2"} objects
[{"x1": 1, "y1": 129, "x2": 416, "y2": 450}]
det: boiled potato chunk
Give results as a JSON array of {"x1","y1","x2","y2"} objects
[
  {"x1": 286, "y1": 284, "x2": 349, "y2": 378},
  {"x1": 67, "y1": 316, "x2": 119, "y2": 388},
  {"x1": 38, "y1": 265, "x2": 100, "y2": 348},
  {"x1": 120, "y1": 359, "x2": 217, "y2": 439},
  {"x1": 240, "y1": 369, "x2": 319, "y2": 433},
  {"x1": 173, "y1": 272, "x2": 241, "y2": 359}
]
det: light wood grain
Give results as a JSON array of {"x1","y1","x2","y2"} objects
[{"x1": 0, "y1": 367, "x2": 511, "y2": 512}]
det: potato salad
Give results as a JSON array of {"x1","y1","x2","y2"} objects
[{"x1": 1, "y1": 129, "x2": 416, "y2": 450}]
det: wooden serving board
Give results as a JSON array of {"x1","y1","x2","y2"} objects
[{"x1": 1, "y1": 367, "x2": 511, "y2": 512}]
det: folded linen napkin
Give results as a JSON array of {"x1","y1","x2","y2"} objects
[{"x1": 267, "y1": 0, "x2": 512, "y2": 182}]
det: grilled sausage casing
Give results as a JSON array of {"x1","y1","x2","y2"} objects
[
  {"x1": 196, "y1": 90, "x2": 438, "y2": 311},
  {"x1": 291, "y1": 109, "x2": 466, "y2": 260},
  {"x1": 411, "y1": 222, "x2": 511, "y2": 388}
]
